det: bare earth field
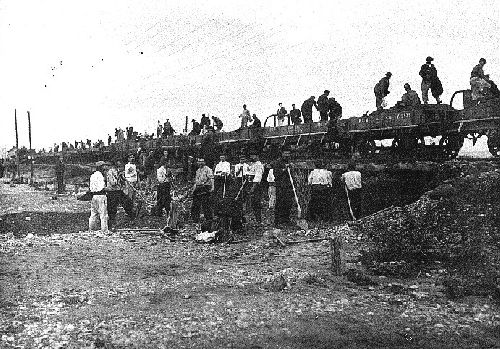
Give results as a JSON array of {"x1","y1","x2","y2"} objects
[{"x1": 0, "y1": 170, "x2": 499, "y2": 348}]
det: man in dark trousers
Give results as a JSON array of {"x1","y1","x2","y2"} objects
[
  {"x1": 0, "y1": 159, "x2": 4, "y2": 178},
  {"x1": 55, "y1": 156, "x2": 65, "y2": 194},
  {"x1": 271, "y1": 150, "x2": 295, "y2": 226},
  {"x1": 374, "y1": 72, "x2": 392, "y2": 110},
  {"x1": 289, "y1": 104, "x2": 302, "y2": 124},
  {"x1": 189, "y1": 119, "x2": 202, "y2": 135},
  {"x1": 328, "y1": 97, "x2": 342, "y2": 121},
  {"x1": 317, "y1": 90, "x2": 330, "y2": 121},
  {"x1": 106, "y1": 159, "x2": 134, "y2": 228},
  {"x1": 212, "y1": 115, "x2": 224, "y2": 131},
  {"x1": 191, "y1": 158, "x2": 214, "y2": 226},
  {"x1": 301, "y1": 96, "x2": 317, "y2": 123},
  {"x1": 341, "y1": 161, "x2": 362, "y2": 220},
  {"x1": 156, "y1": 156, "x2": 173, "y2": 217},
  {"x1": 419, "y1": 56, "x2": 442, "y2": 104}
]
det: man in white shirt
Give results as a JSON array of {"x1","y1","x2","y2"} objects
[
  {"x1": 234, "y1": 155, "x2": 250, "y2": 187},
  {"x1": 214, "y1": 155, "x2": 231, "y2": 196},
  {"x1": 124, "y1": 154, "x2": 138, "y2": 203},
  {"x1": 249, "y1": 153, "x2": 265, "y2": 223},
  {"x1": 307, "y1": 160, "x2": 333, "y2": 221},
  {"x1": 341, "y1": 162, "x2": 362, "y2": 219},
  {"x1": 89, "y1": 161, "x2": 108, "y2": 233},
  {"x1": 156, "y1": 157, "x2": 173, "y2": 217},
  {"x1": 267, "y1": 169, "x2": 275, "y2": 209}
]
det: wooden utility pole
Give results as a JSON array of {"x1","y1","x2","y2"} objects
[
  {"x1": 14, "y1": 109, "x2": 20, "y2": 180},
  {"x1": 330, "y1": 235, "x2": 345, "y2": 275},
  {"x1": 28, "y1": 111, "x2": 34, "y2": 184},
  {"x1": 184, "y1": 115, "x2": 188, "y2": 134}
]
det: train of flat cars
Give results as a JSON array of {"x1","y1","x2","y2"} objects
[{"x1": 37, "y1": 89, "x2": 500, "y2": 164}]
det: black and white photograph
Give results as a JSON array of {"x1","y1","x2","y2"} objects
[{"x1": 0, "y1": 0, "x2": 499, "y2": 347}]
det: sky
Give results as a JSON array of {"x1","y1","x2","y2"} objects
[{"x1": 0, "y1": 0, "x2": 499, "y2": 152}]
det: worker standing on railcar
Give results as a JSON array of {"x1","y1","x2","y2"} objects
[
  {"x1": 317, "y1": 90, "x2": 330, "y2": 121},
  {"x1": 400, "y1": 83, "x2": 421, "y2": 107},
  {"x1": 374, "y1": 72, "x2": 392, "y2": 110},
  {"x1": 301, "y1": 96, "x2": 317, "y2": 123},
  {"x1": 419, "y1": 56, "x2": 442, "y2": 104},
  {"x1": 470, "y1": 58, "x2": 491, "y2": 101}
]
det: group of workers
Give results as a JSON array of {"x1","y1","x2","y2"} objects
[
  {"x1": 374, "y1": 56, "x2": 498, "y2": 111},
  {"x1": 83, "y1": 150, "x2": 363, "y2": 234}
]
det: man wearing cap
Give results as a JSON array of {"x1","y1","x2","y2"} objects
[
  {"x1": 289, "y1": 104, "x2": 302, "y2": 125},
  {"x1": 214, "y1": 154, "x2": 231, "y2": 195},
  {"x1": 271, "y1": 150, "x2": 295, "y2": 226},
  {"x1": 470, "y1": 58, "x2": 491, "y2": 100},
  {"x1": 374, "y1": 72, "x2": 392, "y2": 110},
  {"x1": 191, "y1": 158, "x2": 214, "y2": 224},
  {"x1": 239, "y1": 104, "x2": 251, "y2": 129},
  {"x1": 248, "y1": 153, "x2": 265, "y2": 223},
  {"x1": 89, "y1": 161, "x2": 109, "y2": 233},
  {"x1": 301, "y1": 96, "x2": 317, "y2": 123},
  {"x1": 419, "y1": 56, "x2": 442, "y2": 104},
  {"x1": 400, "y1": 83, "x2": 421, "y2": 107},
  {"x1": 276, "y1": 103, "x2": 287, "y2": 126},
  {"x1": 317, "y1": 90, "x2": 330, "y2": 121}
]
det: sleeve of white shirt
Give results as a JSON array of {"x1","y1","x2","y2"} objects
[
  {"x1": 308, "y1": 171, "x2": 313, "y2": 185},
  {"x1": 90, "y1": 172, "x2": 105, "y2": 192},
  {"x1": 253, "y1": 162, "x2": 264, "y2": 183},
  {"x1": 267, "y1": 169, "x2": 274, "y2": 183}
]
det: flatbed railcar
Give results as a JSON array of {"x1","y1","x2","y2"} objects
[{"x1": 34, "y1": 89, "x2": 500, "y2": 165}]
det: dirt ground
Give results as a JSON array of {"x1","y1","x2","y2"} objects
[{"x1": 1, "y1": 171, "x2": 499, "y2": 348}]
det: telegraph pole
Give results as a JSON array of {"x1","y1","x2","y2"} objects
[
  {"x1": 15, "y1": 109, "x2": 20, "y2": 180},
  {"x1": 28, "y1": 111, "x2": 34, "y2": 184}
]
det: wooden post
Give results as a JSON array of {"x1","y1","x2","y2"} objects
[
  {"x1": 28, "y1": 111, "x2": 34, "y2": 185},
  {"x1": 330, "y1": 235, "x2": 345, "y2": 275},
  {"x1": 14, "y1": 109, "x2": 20, "y2": 180},
  {"x1": 184, "y1": 115, "x2": 188, "y2": 134}
]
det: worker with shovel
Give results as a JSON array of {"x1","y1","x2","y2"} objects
[
  {"x1": 341, "y1": 161, "x2": 362, "y2": 220},
  {"x1": 271, "y1": 150, "x2": 295, "y2": 227}
]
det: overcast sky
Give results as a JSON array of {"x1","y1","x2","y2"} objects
[{"x1": 0, "y1": 0, "x2": 499, "y2": 151}]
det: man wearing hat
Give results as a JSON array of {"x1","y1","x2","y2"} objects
[
  {"x1": 106, "y1": 158, "x2": 134, "y2": 228},
  {"x1": 317, "y1": 90, "x2": 330, "y2": 121},
  {"x1": 191, "y1": 158, "x2": 214, "y2": 225},
  {"x1": 189, "y1": 119, "x2": 202, "y2": 136},
  {"x1": 374, "y1": 72, "x2": 392, "y2": 110},
  {"x1": 89, "y1": 161, "x2": 109, "y2": 233},
  {"x1": 419, "y1": 56, "x2": 442, "y2": 104}
]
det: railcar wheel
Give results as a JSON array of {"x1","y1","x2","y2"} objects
[
  {"x1": 439, "y1": 134, "x2": 464, "y2": 159},
  {"x1": 487, "y1": 130, "x2": 500, "y2": 157}
]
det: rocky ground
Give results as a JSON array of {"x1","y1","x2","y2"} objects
[{"x1": 0, "y1": 162, "x2": 499, "y2": 349}]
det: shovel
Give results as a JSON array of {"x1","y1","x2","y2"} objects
[
  {"x1": 286, "y1": 167, "x2": 308, "y2": 230},
  {"x1": 344, "y1": 184, "x2": 356, "y2": 221}
]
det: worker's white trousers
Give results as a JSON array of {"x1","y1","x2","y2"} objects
[{"x1": 89, "y1": 194, "x2": 108, "y2": 232}]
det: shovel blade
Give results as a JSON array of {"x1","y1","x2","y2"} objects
[{"x1": 296, "y1": 219, "x2": 308, "y2": 231}]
